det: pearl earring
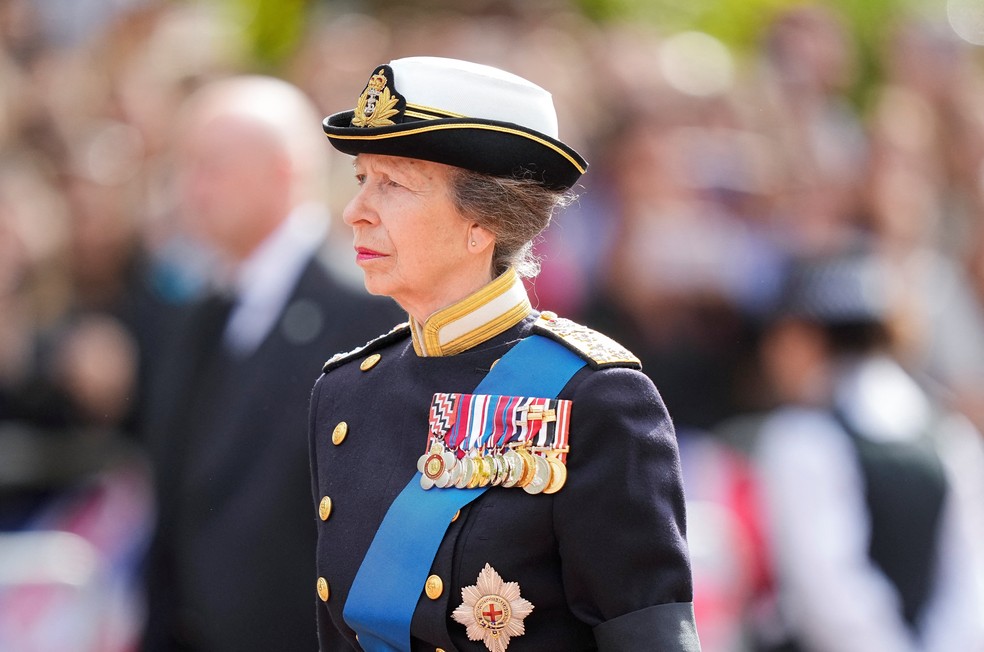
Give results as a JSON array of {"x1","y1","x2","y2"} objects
[{"x1": 470, "y1": 241, "x2": 477, "y2": 247}]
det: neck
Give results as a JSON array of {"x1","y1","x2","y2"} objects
[
  {"x1": 408, "y1": 268, "x2": 531, "y2": 357},
  {"x1": 403, "y1": 274, "x2": 494, "y2": 324},
  {"x1": 397, "y1": 251, "x2": 495, "y2": 323}
]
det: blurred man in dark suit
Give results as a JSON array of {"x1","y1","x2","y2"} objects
[{"x1": 139, "y1": 75, "x2": 403, "y2": 652}]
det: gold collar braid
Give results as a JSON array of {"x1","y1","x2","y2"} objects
[{"x1": 410, "y1": 269, "x2": 531, "y2": 357}]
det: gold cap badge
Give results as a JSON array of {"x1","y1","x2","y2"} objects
[
  {"x1": 352, "y1": 67, "x2": 401, "y2": 128},
  {"x1": 452, "y1": 564, "x2": 534, "y2": 652}
]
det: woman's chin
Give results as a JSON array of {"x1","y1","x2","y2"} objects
[{"x1": 361, "y1": 274, "x2": 394, "y2": 299}]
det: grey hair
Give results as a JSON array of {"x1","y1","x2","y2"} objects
[{"x1": 447, "y1": 169, "x2": 575, "y2": 278}]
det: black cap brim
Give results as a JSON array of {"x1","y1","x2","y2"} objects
[{"x1": 323, "y1": 111, "x2": 587, "y2": 191}]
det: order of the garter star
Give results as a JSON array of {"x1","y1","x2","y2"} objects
[{"x1": 452, "y1": 564, "x2": 534, "y2": 652}]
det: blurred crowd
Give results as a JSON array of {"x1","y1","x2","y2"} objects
[{"x1": 2, "y1": 0, "x2": 984, "y2": 650}]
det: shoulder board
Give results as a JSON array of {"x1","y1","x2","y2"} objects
[
  {"x1": 532, "y1": 312, "x2": 641, "y2": 370},
  {"x1": 322, "y1": 322, "x2": 411, "y2": 373}
]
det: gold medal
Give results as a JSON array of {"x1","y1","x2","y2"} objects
[
  {"x1": 501, "y1": 449, "x2": 522, "y2": 488},
  {"x1": 478, "y1": 455, "x2": 495, "y2": 487},
  {"x1": 456, "y1": 456, "x2": 475, "y2": 489},
  {"x1": 490, "y1": 454, "x2": 506, "y2": 486},
  {"x1": 467, "y1": 454, "x2": 485, "y2": 489},
  {"x1": 475, "y1": 456, "x2": 490, "y2": 487},
  {"x1": 515, "y1": 448, "x2": 536, "y2": 488},
  {"x1": 523, "y1": 454, "x2": 552, "y2": 495},
  {"x1": 425, "y1": 451, "x2": 447, "y2": 478},
  {"x1": 485, "y1": 455, "x2": 499, "y2": 487},
  {"x1": 543, "y1": 454, "x2": 567, "y2": 494}
]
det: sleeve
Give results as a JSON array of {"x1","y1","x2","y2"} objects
[
  {"x1": 553, "y1": 366, "x2": 701, "y2": 651},
  {"x1": 920, "y1": 415, "x2": 984, "y2": 652}
]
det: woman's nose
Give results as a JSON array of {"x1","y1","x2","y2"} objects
[{"x1": 341, "y1": 187, "x2": 377, "y2": 227}]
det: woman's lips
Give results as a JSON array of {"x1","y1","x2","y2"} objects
[{"x1": 355, "y1": 246, "x2": 386, "y2": 262}]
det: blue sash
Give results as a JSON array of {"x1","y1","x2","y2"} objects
[{"x1": 343, "y1": 334, "x2": 586, "y2": 651}]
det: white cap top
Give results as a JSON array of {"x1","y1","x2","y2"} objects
[{"x1": 388, "y1": 57, "x2": 560, "y2": 138}]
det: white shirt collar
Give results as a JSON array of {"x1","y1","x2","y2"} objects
[
  {"x1": 223, "y1": 203, "x2": 329, "y2": 355},
  {"x1": 834, "y1": 354, "x2": 932, "y2": 442}
]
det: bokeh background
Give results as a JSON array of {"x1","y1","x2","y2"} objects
[{"x1": 2, "y1": 0, "x2": 984, "y2": 650}]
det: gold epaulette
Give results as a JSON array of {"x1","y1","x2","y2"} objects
[
  {"x1": 532, "y1": 311, "x2": 641, "y2": 370},
  {"x1": 322, "y1": 322, "x2": 411, "y2": 373}
]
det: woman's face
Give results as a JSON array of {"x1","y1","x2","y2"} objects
[{"x1": 343, "y1": 154, "x2": 483, "y2": 319}]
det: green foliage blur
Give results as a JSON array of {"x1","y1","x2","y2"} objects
[
  {"x1": 213, "y1": 0, "x2": 939, "y2": 104},
  {"x1": 575, "y1": 0, "x2": 927, "y2": 104},
  {"x1": 576, "y1": 0, "x2": 914, "y2": 49},
  {"x1": 212, "y1": 0, "x2": 310, "y2": 70}
]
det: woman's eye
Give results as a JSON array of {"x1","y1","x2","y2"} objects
[{"x1": 354, "y1": 174, "x2": 366, "y2": 185}]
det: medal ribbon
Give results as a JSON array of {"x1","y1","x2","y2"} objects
[
  {"x1": 494, "y1": 395, "x2": 519, "y2": 448},
  {"x1": 555, "y1": 398, "x2": 572, "y2": 462},
  {"x1": 428, "y1": 392, "x2": 458, "y2": 440},
  {"x1": 425, "y1": 394, "x2": 571, "y2": 455},
  {"x1": 467, "y1": 394, "x2": 491, "y2": 450},
  {"x1": 342, "y1": 335, "x2": 586, "y2": 652}
]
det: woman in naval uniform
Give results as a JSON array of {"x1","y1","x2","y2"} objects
[{"x1": 309, "y1": 56, "x2": 700, "y2": 652}]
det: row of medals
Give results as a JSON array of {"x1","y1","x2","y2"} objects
[{"x1": 418, "y1": 441, "x2": 568, "y2": 495}]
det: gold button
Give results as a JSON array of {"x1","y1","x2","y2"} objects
[
  {"x1": 540, "y1": 310, "x2": 558, "y2": 321},
  {"x1": 331, "y1": 422, "x2": 348, "y2": 445},
  {"x1": 360, "y1": 353, "x2": 381, "y2": 371},
  {"x1": 319, "y1": 496, "x2": 332, "y2": 521},
  {"x1": 317, "y1": 577, "x2": 330, "y2": 602},
  {"x1": 436, "y1": 649, "x2": 446, "y2": 652},
  {"x1": 450, "y1": 509, "x2": 460, "y2": 523},
  {"x1": 424, "y1": 574, "x2": 443, "y2": 600}
]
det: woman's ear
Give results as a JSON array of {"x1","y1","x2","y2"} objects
[{"x1": 468, "y1": 224, "x2": 495, "y2": 253}]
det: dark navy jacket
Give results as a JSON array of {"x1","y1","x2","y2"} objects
[{"x1": 309, "y1": 312, "x2": 700, "y2": 651}]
